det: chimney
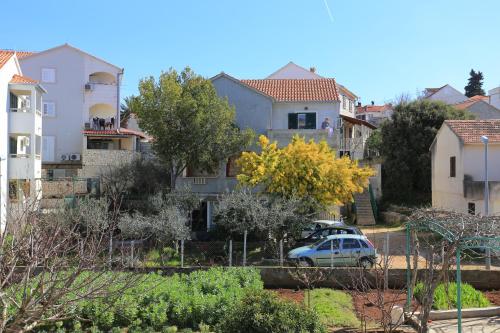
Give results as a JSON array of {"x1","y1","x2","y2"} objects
[
  {"x1": 357, "y1": 102, "x2": 361, "y2": 107},
  {"x1": 309, "y1": 67, "x2": 316, "y2": 73},
  {"x1": 371, "y1": 101, "x2": 375, "y2": 106}
]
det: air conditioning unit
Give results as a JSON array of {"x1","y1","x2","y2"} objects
[
  {"x1": 84, "y1": 83, "x2": 93, "y2": 91},
  {"x1": 60, "y1": 154, "x2": 70, "y2": 161},
  {"x1": 70, "y1": 153, "x2": 81, "y2": 161}
]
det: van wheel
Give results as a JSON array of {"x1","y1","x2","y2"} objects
[
  {"x1": 359, "y1": 258, "x2": 373, "y2": 269},
  {"x1": 300, "y1": 257, "x2": 315, "y2": 267}
]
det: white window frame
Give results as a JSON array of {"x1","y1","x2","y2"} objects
[
  {"x1": 342, "y1": 95, "x2": 347, "y2": 109},
  {"x1": 41, "y1": 68, "x2": 56, "y2": 83},
  {"x1": 42, "y1": 101, "x2": 56, "y2": 117}
]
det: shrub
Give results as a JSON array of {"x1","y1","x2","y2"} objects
[
  {"x1": 27, "y1": 268, "x2": 262, "y2": 332},
  {"x1": 414, "y1": 282, "x2": 491, "y2": 310},
  {"x1": 216, "y1": 290, "x2": 326, "y2": 333}
]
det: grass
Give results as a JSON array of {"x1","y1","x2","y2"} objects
[
  {"x1": 414, "y1": 282, "x2": 491, "y2": 310},
  {"x1": 305, "y1": 288, "x2": 361, "y2": 328}
]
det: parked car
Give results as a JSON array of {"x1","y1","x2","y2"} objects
[
  {"x1": 295, "y1": 226, "x2": 363, "y2": 245},
  {"x1": 287, "y1": 234, "x2": 377, "y2": 268},
  {"x1": 300, "y1": 219, "x2": 345, "y2": 238}
]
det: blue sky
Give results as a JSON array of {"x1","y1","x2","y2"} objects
[{"x1": 2, "y1": 0, "x2": 499, "y2": 104}]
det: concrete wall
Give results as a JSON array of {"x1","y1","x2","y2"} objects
[
  {"x1": 431, "y1": 124, "x2": 467, "y2": 213},
  {"x1": 427, "y1": 85, "x2": 468, "y2": 104},
  {"x1": 271, "y1": 101, "x2": 340, "y2": 130},
  {"x1": 212, "y1": 75, "x2": 272, "y2": 135}
]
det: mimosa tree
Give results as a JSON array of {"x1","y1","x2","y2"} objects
[{"x1": 237, "y1": 135, "x2": 374, "y2": 209}]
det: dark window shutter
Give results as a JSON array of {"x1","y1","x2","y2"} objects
[
  {"x1": 450, "y1": 156, "x2": 456, "y2": 177},
  {"x1": 288, "y1": 113, "x2": 297, "y2": 129},
  {"x1": 9, "y1": 93, "x2": 17, "y2": 109},
  {"x1": 305, "y1": 113, "x2": 316, "y2": 129}
]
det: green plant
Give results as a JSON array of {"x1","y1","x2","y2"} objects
[
  {"x1": 414, "y1": 282, "x2": 491, "y2": 310},
  {"x1": 305, "y1": 289, "x2": 360, "y2": 328},
  {"x1": 216, "y1": 290, "x2": 326, "y2": 333},
  {"x1": 198, "y1": 323, "x2": 210, "y2": 333},
  {"x1": 163, "y1": 326, "x2": 178, "y2": 333}
]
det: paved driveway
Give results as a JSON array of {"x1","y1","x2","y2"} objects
[{"x1": 429, "y1": 316, "x2": 500, "y2": 332}]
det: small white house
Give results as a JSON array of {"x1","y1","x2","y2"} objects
[
  {"x1": 0, "y1": 50, "x2": 46, "y2": 229},
  {"x1": 424, "y1": 84, "x2": 468, "y2": 104},
  {"x1": 431, "y1": 120, "x2": 500, "y2": 216},
  {"x1": 355, "y1": 103, "x2": 394, "y2": 126}
]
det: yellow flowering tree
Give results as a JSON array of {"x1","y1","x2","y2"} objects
[{"x1": 237, "y1": 135, "x2": 375, "y2": 208}]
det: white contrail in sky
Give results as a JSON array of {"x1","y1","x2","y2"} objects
[{"x1": 323, "y1": 0, "x2": 334, "y2": 23}]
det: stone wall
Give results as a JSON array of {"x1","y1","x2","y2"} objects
[
  {"x1": 42, "y1": 178, "x2": 88, "y2": 198},
  {"x1": 80, "y1": 149, "x2": 140, "y2": 177}
]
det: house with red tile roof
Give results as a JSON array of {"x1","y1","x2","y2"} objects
[
  {"x1": 0, "y1": 50, "x2": 46, "y2": 229},
  {"x1": 355, "y1": 103, "x2": 394, "y2": 126},
  {"x1": 423, "y1": 84, "x2": 468, "y2": 104},
  {"x1": 452, "y1": 95, "x2": 500, "y2": 120},
  {"x1": 431, "y1": 120, "x2": 500, "y2": 216},
  {"x1": 177, "y1": 63, "x2": 379, "y2": 230}
]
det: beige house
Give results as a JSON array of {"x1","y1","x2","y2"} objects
[{"x1": 431, "y1": 120, "x2": 500, "y2": 216}]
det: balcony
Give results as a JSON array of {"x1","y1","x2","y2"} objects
[
  {"x1": 85, "y1": 83, "x2": 118, "y2": 106},
  {"x1": 266, "y1": 129, "x2": 365, "y2": 159}
]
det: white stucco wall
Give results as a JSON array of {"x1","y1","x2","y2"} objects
[
  {"x1": 19, "y1": 45, "x2": 121, "y2": 162},
  {"x1": 271, "y1": 101, "x2": 341, "y2": 130},
  {"x1": 488, "y1": 87, "x2": 500, "y2": 110},
  {"x1": 0, "y1": 56, "x2": 19, "y2": 228},
  {"x1": 431, "y1": 125, "x2": 466, "y2": 212},
  {"x1": 427, "y1": 85, "x2": 468, "y2": 104}
]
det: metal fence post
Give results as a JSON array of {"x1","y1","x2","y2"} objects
[
  {"x1": 486, "y1": 248, "x2": 491, "y2": 270},
  {"x1": 180, "y1": 239, "x2": 184, "y2": 268},
  {"x1": 330, "y1": 240, "x2": 334, "y2": 269},
  {"x1": 130, "y1": 240, "x2": 135, "y2": 268},
  {"x1": 243, "y1": 230, "x2": 247, "y2": 267},
  {"x1": 279, "y1": 239, "x2": 284, "y2": 267},
  {"x1": 384, "y1": 233, "x2": 390, "y2": 290},
  {"x1": 405, "y1": 224, "x2": 412, "y2": 313},
  {"x1": 456, "y1": 247, "x2": 462, "y2": 333},
  {"x1": 229, "y1": 239, "x2": 233, "y2": 267}
]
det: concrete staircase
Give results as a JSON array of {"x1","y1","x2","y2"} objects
[{"x1": 354, "y1": 190, "x2": 376, "y2": 225}]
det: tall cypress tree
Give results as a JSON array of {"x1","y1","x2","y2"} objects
[{"x1": 464, "y1": 69, "x2": 485, "y2": 97}]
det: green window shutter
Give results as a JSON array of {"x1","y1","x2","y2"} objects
[
  {"x1": 305, "y1": 113, "x2": 316, "y2": 129},
  {"x1": 288, "y1": 113, "x2": 297, "y2": 129}
]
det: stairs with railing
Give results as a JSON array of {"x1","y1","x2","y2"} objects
[{"x1": 354, "y1": 184, "x2": 377, "y2": 225}]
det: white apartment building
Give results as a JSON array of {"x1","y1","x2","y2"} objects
[
  {"x1": 0, "y1": 50, "x2": 45, "y2": 228},
  {"x1": 431, "y1": 120, "x2": 500, "y2": 216},
  {"x1": 15, "y1": 44, "x2": 147, "y2": 206}
]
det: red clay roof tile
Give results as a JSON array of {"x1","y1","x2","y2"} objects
[
  {"x1": 446, "y1": 120, "x2": 500, "y2": 143},
  {"x1": 10, "y1": 74, "x2": 38, "y2": 84},
  {"x1": 240, "y1": 79, "x2": 340, "y2": 102}
]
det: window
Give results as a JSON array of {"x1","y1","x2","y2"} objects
[
  {"x1": 468, "y1": 202, "x2": 476, "y2": 215},
  {"x1": 8, "y1": 179, "x2": 30, "y2": 201},
  {"x1": 41, "y1": 68, "x2": 56, "y2": 83},
  {"x1": 342, "y1": 95, "x2": 347, "y2": 109},
  {"x1": 9, "y1": 134, "x2": 31, "y2": 156},
  {"x1": 318, "y1": 239, "x2": 340, "y2": 251},
  {"x1": 359, "y1": 240, "x2": 370, "y2": 248},
  {"x1": 87, "y1": 139, "x2": 115, "y2": 150},
  {"x1": 450, "y1": 156, "x2": 456, "y2": 177},
  {"x1": 35, "y1": 135, "x2": 41, "y2": 156},
  {"x1": 43, "y1": 102, "x2": 56, "y2": 117},
  {"x1": 342, "y1": 238, "x2": 361, "y2": 249},
  {"x1": 349, "y1": 100, "x2": 353, "y2": 112},
  {"x1": 226, "y1": 155, "x2": 241, "y2": 177},
  {"x1": 288, "y1": 113, "x2": 316, "y2": 129}
]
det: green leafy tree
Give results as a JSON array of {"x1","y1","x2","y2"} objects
[
  {"x1": 131, "y1": 68, "x2": 254, "y2": 188},
  {"x1": 380, "y1": 100, "x2": 473, "y2": 205},
  {"x1": 464, "y1": 69, "x2": 485, "y2": 97}
]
